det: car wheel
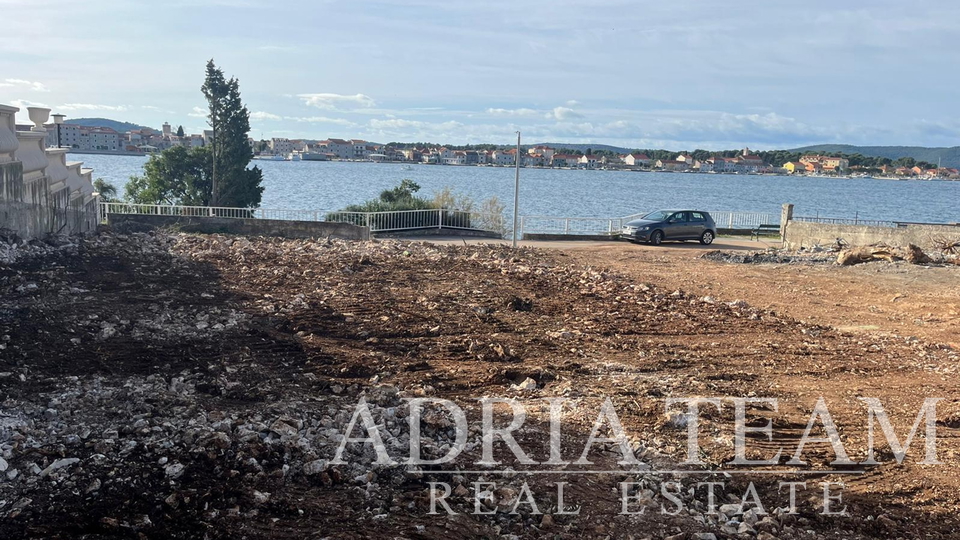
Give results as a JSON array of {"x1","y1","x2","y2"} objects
[
  {"x1": 650, "y1": 230, "x2": 664, "y2": 246},
  {"x1": 700, "y1": 230, "x2": 715, "y2": 245}
]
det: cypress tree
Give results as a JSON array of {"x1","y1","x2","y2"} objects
[{"x1": 200, "y1": 59, "x2": 263, "y2": 208}]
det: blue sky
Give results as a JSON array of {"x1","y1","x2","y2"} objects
[{"x1": 2, "y1": 0, "x2": 958, "y2": 149}]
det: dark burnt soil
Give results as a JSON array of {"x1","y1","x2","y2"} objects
[{"x1": 1, "y1": 232, "x2": 959, "y2": 539}]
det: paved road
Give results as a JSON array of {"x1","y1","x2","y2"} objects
[{"x1": 391, "y1": 235, "x2": 780, "y2": 252}]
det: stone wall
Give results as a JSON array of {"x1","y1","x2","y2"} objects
[
  {"x1": 106, "y1": 213, "x2": 371, "y2": 241},
  {"x1": 784, "y1": 220, "x2": 960, "y2": 251}
]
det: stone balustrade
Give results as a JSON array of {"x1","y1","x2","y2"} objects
[
  {"x1": 66, "y1": 162, "x2": 85, "y2": 195},
  {"x1": 1, "y1": 103, "x2": 100, "y2": 238},
  {"x1": 0, "y1": 104, "x2": 17, "y2": 164},
  {"x1": 14, "y1": 131, "x2": 48, "y2": 182},
  {"x1": 46, "y1": 148, "x2": 70, "y2": 193}
]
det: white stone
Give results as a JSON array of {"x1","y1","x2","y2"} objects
[{"x1": 39, "y1": 457, "x2": 79, "y2": 477}]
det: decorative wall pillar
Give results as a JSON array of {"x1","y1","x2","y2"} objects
[
  {"x1": 780, "y1": 203, "x2": 794, "y2": 244},
  {"x1": 0, "y1": 104, "x2": 18, "y2": 163},
  {"x1": 66, "y1": 162, "x2": 85, "y2": 199},
  {"x1": 80, "y1": 169, "x2": 95, "y2": 198},
  {"x1": 45, "y1": 148, "x2": 70, "y2": 192},
  {"x1": 14, "y1": 131, "x2": 49, "y2": 183}
]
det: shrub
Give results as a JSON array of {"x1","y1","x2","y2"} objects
[{"x1": 327, "y1": 180, "x2": 505, "y2": 234}]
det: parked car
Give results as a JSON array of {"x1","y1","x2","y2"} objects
[{"x1": 620, "y1": 209, "x2": 717, "y2": 245}]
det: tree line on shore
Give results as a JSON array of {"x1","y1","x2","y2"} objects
[{"x1": 385, "y1": 142, "x2": 938, "y2": 170}]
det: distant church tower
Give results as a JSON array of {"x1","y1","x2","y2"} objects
[
  {"x1": 742, "y1": 147, "x2": 752, "y2": 156},
  {"x1": 162, "y1": 122, "x2": 172, "y2": 137}
]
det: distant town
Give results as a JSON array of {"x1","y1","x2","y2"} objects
[{"x1": 36, "y1": 119, "x2": 960, "y2": 180}]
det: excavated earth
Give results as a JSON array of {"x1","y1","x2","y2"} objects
[{"x1": 1, "y1": 231, "x2": 959, "y2": 539}]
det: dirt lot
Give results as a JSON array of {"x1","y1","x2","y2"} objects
[
  {"x1": 557, "y1": 239, "x2": 960, "y2": 348},
  {"x1": 1, "y1": 231, "x2": 959, "y2": 539}
]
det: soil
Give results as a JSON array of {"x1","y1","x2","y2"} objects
[
  {"x1": 1, "y1": 232, "x2": 959, "y2": 539},
  {"x1": 561, "y1": 242, "x2": 960, "y2": 347}
]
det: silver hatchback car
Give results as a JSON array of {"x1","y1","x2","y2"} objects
[{"x1": 620, "y1": 209, "x2": 717, "y2": 245}]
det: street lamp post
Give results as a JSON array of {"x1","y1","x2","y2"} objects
[
  {"x1": 512, "y1": 131, "x2": 521, "y2": 248},
  {"x1": 52, "y1": 113, "x2": 65, "y2": 148}
]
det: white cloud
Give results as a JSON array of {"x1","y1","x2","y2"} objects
[
  {"x1": 58, "y1": 103, "x2": 129, "y2": 112},
  {"x1": 188, "y1": 106, "x2": 207, "y2": 118},
  {"x1": 298, "y1": 93, "x2": 376, "y2": 110},
  {"x1": 250, "y1": 111, "x2": 356, "y2": 126},
  {"x1": 4, "y1": 78, "x2": 49, "y2": 92},
  {"x1": 9, "y1": 99, "x2": 48, "y2": 109},
  {"x1": 9, "y1": 99, "x2": 50, "y2": 123},
  {"x1": 251, "y1": 111, "x2": 282, "y2": 121},
  {"x1": 368, "y1": 118, "x2": 464, "y2": 132},
  {"x1": 287, "y1": 116, "x2": 356, "y2": 126},
  {"x1": 546, "y1": 106, "x2": 583, "y2": 121},
  {"x1": 486, "y1": 107, "x2": 538, "y2": 117}
]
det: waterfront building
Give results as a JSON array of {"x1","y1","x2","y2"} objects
[
  {"x1": 622, "y1": 153, "x2": 651, "y2": 167},
  {"x1": 800, "y1": 154, "x2": 849, "y2": 172},
  {"x1": 783, "y1": 161, "x2": 806, "y2": 174},
  {"x1": 656, "y1": 159, "x2": 688, "y2": 171},
  {"x1": 269, "y1": 138, "x2": 294, "y2": 155},
  {"x1": 527, "y1": 145, "x2": 555, "y2": 160},
  {"x1": 579, "y1": 155, "x2": 600, "y2": 169}
]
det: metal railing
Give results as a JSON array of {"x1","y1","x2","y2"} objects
[
  {"x1": 708, "y1": 211, "x2": 779, "y2": 230},
  {"x1": 519, "y1": 210, "x2": 779, "y2": 236},
  {"x1": 519, "y1": 216, "x2": 624, "y2": 235},
  {"x1": 101, "y1": 202, "x2": 506, "y2": 235}
]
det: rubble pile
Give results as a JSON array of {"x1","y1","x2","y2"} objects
[
  {"x1": 699, "y1": 250, "x2": 834, "y2": 265},
  {"x1": 703, "y1": 243, "x2": 960, "y2": 267},
  {"x1": 1, "y1": 231, "x2": 957, "y2": 539}
]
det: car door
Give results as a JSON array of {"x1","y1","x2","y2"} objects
[
  {"x1": 688, "y1": 211, "x2": 708, "y2": 238},
  {"x1": 664, "y1": 212, "x2": 687, "y2": 239}
]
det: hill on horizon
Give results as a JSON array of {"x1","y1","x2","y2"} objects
[
  {"x1": 68, "y1": 117, "x2": 154, "y2": 133},
  {"x1": 790, "y1": 144, "x2": 960, "y2": 168},
  {"x1": 530, "y1": 143, "x2": 632, "y2": 154}
]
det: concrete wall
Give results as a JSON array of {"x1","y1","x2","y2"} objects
[
  {"x1": 0, "y1": 161, "x2": 98, "y2": 239},
  {"x1": 107, "y1": 213, "x2": 371, "y2": 241},
  {"x1": 784, "y1": 220, "x2": 960, "y2": 251}
]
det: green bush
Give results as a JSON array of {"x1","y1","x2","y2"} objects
[{"x1": 327, "y1": 180, "x2": 506, "y2": 233}]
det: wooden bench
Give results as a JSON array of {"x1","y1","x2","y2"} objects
[{"x1": 751, "y1": 224, "x2": 780, "y2": 240}]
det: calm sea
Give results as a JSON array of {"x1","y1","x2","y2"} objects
[{"x1": 76, "y1": 154, "x2": 960, "y2": 223}]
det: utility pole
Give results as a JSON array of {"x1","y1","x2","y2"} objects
[{"x1": 512, "y1": 131, "x2": 521, "y2": 248}]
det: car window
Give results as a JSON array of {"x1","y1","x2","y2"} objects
[
  {"x1": 669, "y1": 212, "x2": 687, "y2": 222},
  {"x1": 691, "y1": 212, "x2": 705, "y2": 221},
  {"x1": 642, "y1": 210, "x2": 671, "y2": 221}
]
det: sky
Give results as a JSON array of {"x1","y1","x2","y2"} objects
[{"x1": 2, "y1": 0, "x2": 959, "y2": 150}]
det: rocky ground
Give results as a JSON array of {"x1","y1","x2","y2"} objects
[{"x1": 1, "y1": 231, "x2": 959, "y2": 539}]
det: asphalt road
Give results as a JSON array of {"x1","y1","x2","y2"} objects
[{"x1": 393, "y1": 235, "x2": 780, "y2": 252}]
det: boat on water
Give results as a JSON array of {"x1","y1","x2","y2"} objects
[
  {"x1": 253, "y1": 153, "x2": 287, "y2": 161},
  {"x1": 300, "y1": 152, "x2": 330, "y2": 161},
  {"x1": 401, "y1": 165, "x2": 414, "y2": 170},
  {"x1": 288, "y1": 152, "x2": 302, "y2": 161}
]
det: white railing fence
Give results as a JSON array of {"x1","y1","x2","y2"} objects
[
  {"x1": 519, "y1": 210, "x2": 779, "y2": 236},
  {"x1": 519, "y1": 216, "x2": 623, "y2": 236},
  {"x1": 708, "y1": 211, "x2": 779, "y2": 230},
  {"x1": 103, "y1": 203, "x2": 785, "y2": 237},
  {"x1": 100, "y1": 202, "x2": 506, "y2": 235}
]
